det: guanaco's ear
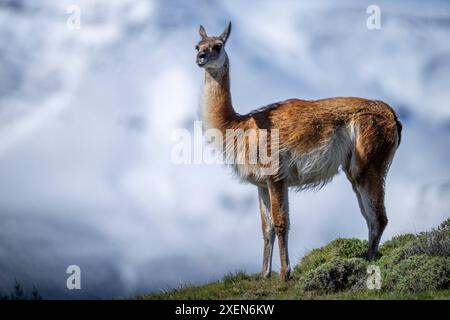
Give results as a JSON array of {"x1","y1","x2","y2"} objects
[
  {"x1": 219, "y1": 21, "x2": 232, "y2": 44},
  {"x1": 199, "y1": 25, "x2": 207, "y2": 39}
]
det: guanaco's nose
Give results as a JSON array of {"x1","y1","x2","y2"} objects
[{"x1": 197, "y1": 51, "x2": 208, "y2": 66}]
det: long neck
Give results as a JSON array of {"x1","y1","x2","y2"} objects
[{"x1": 202, "y1": 58, "x2": 237, "y2": 131}]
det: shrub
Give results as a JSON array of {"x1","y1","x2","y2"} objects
[
  {"x1": 294, "y1": 238, "x2": 368, "y2": 275},
  {"x1": 377, "y1": 245, "x2": 411, "y2": 269},
  {"x1": 439, "y1": 217, "x2": 450, "y2": 231},
  {"x1": 378, "y1": 223, "x2": 450, "y2": 268},
  {"x1": 297, "y1": 258, "x2": 368, "y2": 293},
  {"x1": 405, "y1": 231, "x2": 450, "y2": 257},
  {"x1": 383, "y1": 255, "x2": 450, "y2": 292},
  {"x1": 294, "y1": 218, "x2": 450, "y2": 295},
  {"x1": 379, "y1": 233, "x2": 416, "y2": 255}
]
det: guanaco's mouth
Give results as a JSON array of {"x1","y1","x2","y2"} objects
[
  {"x1": 196, "y1": 58, "x2": 208, "y2": 67},
  {"x1": 197, "y1": 52, "x2": 209, "y2": 67}
]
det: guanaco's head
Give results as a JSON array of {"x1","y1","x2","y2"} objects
[{"x1": 195, "y1": 22, "x2": 231, "y2": 70}]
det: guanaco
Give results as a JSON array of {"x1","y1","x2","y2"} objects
[{"x1": 195, "y1": 22, "x2": 402, "y2": 281}]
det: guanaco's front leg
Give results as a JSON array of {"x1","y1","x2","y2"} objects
[
  {"x1": 258, "y1": 187, "x2": 275, "y2": 278},
  {"x1": 267, "y1": 178, "x2": 291, "y2": 281}
]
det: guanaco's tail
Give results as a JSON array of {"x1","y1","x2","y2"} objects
[{"x1": 394, "y1": 114, "x2": 402, "y2": 148}]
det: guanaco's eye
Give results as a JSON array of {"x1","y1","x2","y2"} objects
[
  {"x1": 195, "y1": 45, "x2": 199, "y2": 51},
  {"x1": 212, "y1": 43, "x2": 222, "y2": 52}
]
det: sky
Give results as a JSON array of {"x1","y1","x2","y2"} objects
[{"x1": 0, "y1": 0, "x2": 449, "y2": 299}]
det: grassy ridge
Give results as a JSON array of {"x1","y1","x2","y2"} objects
[{"x1": 138, "y1": 218, "x2": 450, "y2": 300}]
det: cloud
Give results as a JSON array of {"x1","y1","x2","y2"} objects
[{"x1": 0, "y1": 0, "x2": 449, "y2": 298}]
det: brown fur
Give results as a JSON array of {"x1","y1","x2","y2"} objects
[{"x1": 197, "y1": 23, "x2": 401, "y2": 280}]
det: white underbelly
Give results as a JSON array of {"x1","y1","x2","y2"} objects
[
  {"x1": 229, "y1": 125, "x2": 356, "y2": 189},
  {"x1": 286, "y1": 127, "x2": 355, "y2": 189}
]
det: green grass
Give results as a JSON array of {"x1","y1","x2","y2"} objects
[
  {"x1": 137, "y1": 217, "x2": 450, "y2": 300},
  {"x1": 137, "y1": 272, "x2": 450, "y2": 300}
]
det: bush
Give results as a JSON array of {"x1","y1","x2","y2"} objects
[
  {"x1": 439, "y1": 217, "x2": 450, "y2": 231},
  {"x1": 294, "y1": 238, "x2": 368, "y2": 276},
  {"x1": 408, "y1": 229, "x2": 450, "y2": 257},
  {"x1": 377, "y1": 245, "x2": 411, "y2": 269},
  {"x1": 383, "y1": 255, "x2": 450, "y2": 292},
  {"x1": 294, "y1": 217, "x2": 450, "y2": 294},
  {"x1": 297, "y1": 258, "x2": 368, "y2": 293},
  {"x1": 379, "y1": 233, "x2": 416, "y2": 255},
  {"x1": 378, "y1": 222, "x2": 450, "y2": 268}
]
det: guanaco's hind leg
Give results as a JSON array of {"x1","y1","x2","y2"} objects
[
  {"x1": 267, "y1": 178, "x2": 290, "y2": 281},
  {"x1": 346, "y1": 172, "x2": 369, "y2": 229},
  {"x1": 258, "y1": 187, "x2": 275, "y2": 278},
  {"x1": 346, "y1": 149, "x2": 396, "y2": 259},
  {"x1": 357, "y1": 176, "x2": 388, "y2": 260},
  {"x1": 347, "y1": 171, "x2": 388, "y2": 260},
  {"x1": 346, "y1": 113, "x2": 398, "y2": 260}
]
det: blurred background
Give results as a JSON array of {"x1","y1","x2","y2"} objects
[{"x1": 0, "y1": 0, "x2": 449, "y2": 299}]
